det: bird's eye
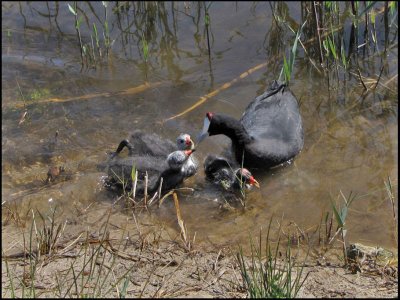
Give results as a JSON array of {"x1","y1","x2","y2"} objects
[{"x1": 179, "y1": 139, "x2": 184, "y2": 143}]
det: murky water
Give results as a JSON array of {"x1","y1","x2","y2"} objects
[{"x1": 2, "y1": 2, "x2": 398, "y2": 250}]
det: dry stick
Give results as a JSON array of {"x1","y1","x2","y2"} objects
[
  {"x1": 357, "y1": 68, "x2": 369, "y2": 91},
  {"x1": 152, "y1": 253, "x2": 191, "y2": 298},
  {"x1": 158, "y1": 190, "x2": 175, "y2": 207},
  {"x1": 158, "y1": 177, "x2": 163, "y2": 201},
  {"x1": 131, "y1": 212, "x2": 142, "y2": 241},
  {"x1": 385, "y1": 177, "x2": 398, "y2": 244},
  {"x1": 57, "y1": 232, "x2": 85, "y2": 256},
  {"x1": 144, "y1": 171, "x2": 148, "y2": 208},
  {"x1": 172, "y1": 193, "x2": 187, "y2": 246},
  {"x1": 341, "y1": 229, "x2": 347, "y2": 265},
  {"x1": 147, "y1": 192, "x2": 159, "y2": 207},
  {"x1": 213, "y1": 249, "x2": 222, "y2": 271},
  {"x1": 163, "y1": 61, "x2": 269, "y2": 122},
  {"x1": 347, "y1": 69, "x2": 396, "y2": 94},
  {"x1": 381, "y1": 73, "x2": 398, "y2": 89},
  {"x1": 298, "y1": 36, "x2": 322, "y2": 74},
  {"x1": 13, "y1": 81, "x2": 164, "y2": 109},
  {"x1": 373, "y1": 64, "x2": 385, "y2": 90},
  {"x1": 139, "y1": 265, "x2": 158, "y2": 298}
]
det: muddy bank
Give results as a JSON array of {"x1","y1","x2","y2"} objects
[{"x1": 2, "y1": 203, "x2": 398, "y2": 298}]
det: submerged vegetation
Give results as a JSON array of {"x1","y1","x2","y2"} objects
[
  {"x1": 52, "y1": 1, "x2": 397, "y2": 98},
  {"x1": 6, "y1": 1, "x2": 397, "y2": 109},
  {"x1": 8, "y1": 1, "x2": 395, "y2": 117},
  {"x1": 271, "y1": 1, "x2": 398, "y2": 90},
  {"x1": 67, "y1": 1, "x2": 113, "y2": 68}
]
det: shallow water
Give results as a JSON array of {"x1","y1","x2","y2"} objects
[{"x1": 2, "y1": 2, "x2": 398, "y2": 250}]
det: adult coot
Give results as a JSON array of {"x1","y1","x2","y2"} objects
[
  {"x1": 198, "y1": 81, "x2": 304, "y2": 169},
  {"x1": 204, "y1": 154, "x2": 260, "y2": 191},
  {"x1": 105, "y1": 149, "x2": 196, "y2": 195}
]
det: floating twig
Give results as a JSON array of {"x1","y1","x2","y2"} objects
[
  {"x1": 163, "y1": 61, "x2": 269, "y2": 122},
  {"x1": 13, "y1": 81, "x2": 164, "y2": 109}
]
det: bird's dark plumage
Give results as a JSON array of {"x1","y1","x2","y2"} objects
[
  {"x1": 204, "y1": 154, "x2": 259, "y2": 191},
  {"x1": 101, "y1": 132, "x2": 198, "y2": 195},
  {"x1": 199, "y1": 81, "x2": 303, "y2": 170}
]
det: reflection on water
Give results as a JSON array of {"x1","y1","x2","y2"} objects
[{"x1": 2, "y1": 2, "x2": 398, "y2": 250}]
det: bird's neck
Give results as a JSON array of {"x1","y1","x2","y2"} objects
[
  {"x1": 225, "y1": 122, "x2": 251, "y2": 157},
  {"x1": 212, "y1": 115, "x2": 252, "y2": 146}
]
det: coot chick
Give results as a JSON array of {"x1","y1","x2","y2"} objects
[
  {"x1": 110, "y1": 131, "x2": 198, "y2": 178},
  {"x1": 167, "y1": 149, "x2": 198, "y2": 177},
  {"x1": 112, "y1": 131, "x2": 194, "y2": 157},
  {"x1": 204, "y1": 154, "x2": 259, "y2": 191},
  {"x1": 198, "y1": 81, "x2": 304, "y2": 169},
  {"x1": 106, "y1": 149, "x2": 196, "y2": 195}
]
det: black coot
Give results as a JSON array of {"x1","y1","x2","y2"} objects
[
  {"x1": 105, "y1": 149, "x2": 196, "y2": 195},
  {"x1": 204, "y1": 154, "x2": 260, "y2": 191},
  {"x1": 198, "y1": 81, "x2": 304, "y2": 169}
]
